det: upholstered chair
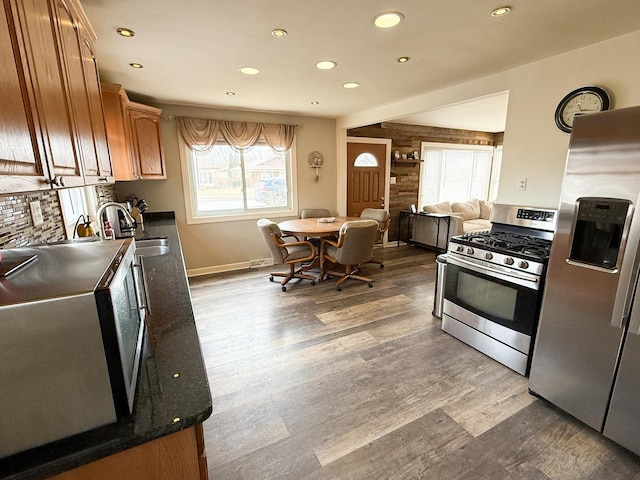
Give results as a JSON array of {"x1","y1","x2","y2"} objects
[
  {"x1": 257, "y1": 219, "x2": 317, "y2": 292},
  {"x1": 299, "y1": 208, "x2": 333, "y2": 246},
  {"x1": 320, "y1": 219, "x2": 378, "y2": 291},
  {"x1": 300, "y1": 208, "x2": 332, "y2": 219},
  {"x1": 359, "y1": 208, "x2": 391, "y2": 267}
]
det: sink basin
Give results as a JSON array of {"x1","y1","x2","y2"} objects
[{"x1": 135, "y1": 238, "x2": 169, "y2": 257}]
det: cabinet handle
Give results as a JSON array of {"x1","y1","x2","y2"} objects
[
  {"x1": 50, "y1": 176, "x2": 65, "y2": 187},
  {"x1": 98, "y1": 176, "x2": 109, "y2": 182}
]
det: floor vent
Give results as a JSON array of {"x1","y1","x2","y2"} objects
[{"x1": 250, "y1": 258, "x2": 273, "y2": 268}]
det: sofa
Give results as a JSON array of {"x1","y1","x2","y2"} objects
[{"x1": 411, "y1": 198, "x2": 492, "y2": 250}]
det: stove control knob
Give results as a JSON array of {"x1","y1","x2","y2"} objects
[
  {"x1": 456, "y1": 245, "x2": 464, "y2": 252},
  {"x1": 504, "y1": 257, "x2": 515, "y2": 266},
  {"x1": 485, "y1": 252, "x2": 493, "y2": 260},
  {"x1": 466, "y1": 247, "x2": 474, "y2": 255},
  {"x1": 519, "y1": 261, "x2": 529, "y2": 269}
]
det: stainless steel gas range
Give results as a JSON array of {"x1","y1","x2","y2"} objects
[{"x1": 442, "y1": 204, "x2": 557, "y2": 375}]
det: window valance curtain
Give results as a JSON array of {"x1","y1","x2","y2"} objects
[{"x1": 176, "y1": 116, "x2": 295, "y2": 153}]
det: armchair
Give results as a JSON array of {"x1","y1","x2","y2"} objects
[
  {"x1": 300, "y1": 208, "x2": 333, "y2": 247},
  {"x1": 257, "y1": 219, "x2": 317, "y2": 292},
  {"x1": 360, "y1": 208, "x2": 391, "y2": 268},
  {"x1": 300, "y1": 208, "x2": 332, "y2": 219},
  {"x1": 320, "y1": 219, "x2": 378, "y2": 291}
]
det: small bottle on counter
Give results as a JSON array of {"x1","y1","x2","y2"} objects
[{"x1": 103, "y1": 220, "x2": 114, "y2": 240}]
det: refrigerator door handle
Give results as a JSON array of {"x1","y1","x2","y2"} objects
[{"x1": 612, "y1": 204, "x2": 640, "y2": 329}]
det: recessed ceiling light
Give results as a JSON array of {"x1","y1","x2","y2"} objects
[
  {"x1": 316, "y1": 60, "x2": 337, "y2": 70},
  {"x1": 491, "y1": 6, "x2": 511, "y2": 17},
  {"x1": 342, "y1": 82, "x2": 359, "y2": 89},
  {"x1": 129, "y1": 63, "x2": 143, "y2": 69},
  {"x1": 239, "y1": 67, "x2": 261, "y2": 75},
  {"x1": 397, "y1": 56, "x2": 410, "y2": 63},
  {"x1": 374, "y1": 12, "x2": 404, "y2": 28},
  {"x1": 117, "y1": 27, "x2": 135, "y2": 37},
  {"x1": 272, "y1": 29, "x2": 287, "y2": 38},
  {"x1": 226, "y1": 91, "x2": 236, "y2": 96},
  {"x1": 311, "y1": 101, "x2": 319, "y2": 105}
]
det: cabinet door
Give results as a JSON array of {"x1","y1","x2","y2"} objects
[
  {"x1": 102, "y1": 83, "x2": 139, "y2": 181},
  {"x1": 128, "y1": 103, "x2": 166, "y2": 179},
  {"x1": 51, "y1": 0, "x2": 111, "y2": 186},
  {"x1": 7, "y1": 0, "x2": 83, "y2": 189},
  {"x1": 79, "y1": 34, "x2": 112, "y2": 181},
  {"x1": 0, "y1": 3, "x2": 48, "y2": 194}
]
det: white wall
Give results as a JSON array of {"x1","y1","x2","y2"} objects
[
  {"x1": 338, "y1": 30, "x2": 640, "y2": 210},
  {"x1": 115, "y1": 104, "x2": 336, "y2": 273}
]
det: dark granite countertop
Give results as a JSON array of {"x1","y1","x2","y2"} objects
[{"x1": 0, "y1": 212, "x2": 212, "y2": 480}]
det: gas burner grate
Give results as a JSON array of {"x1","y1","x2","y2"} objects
[{"x1": 454, "y1": 231, "x2": 552, "y2": 260}]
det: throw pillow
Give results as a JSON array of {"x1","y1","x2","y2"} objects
[
  {"x1": 452, "y1": 198, "x2": 480, "y2": 220},
  {"x1": 423, "y1": 201, "x2": 453, "y2": 214},
  {"x1": 479, "y1": 200, "x2": 493, "y2": 220}
]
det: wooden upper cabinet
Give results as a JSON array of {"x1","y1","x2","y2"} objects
[
  {"x1": 102, "y1": 83, "x2": 166, "y2": 181},
  {"x1": 0, "y1": 3, "x2": 46, "y2": 194},
  {"x1": 101, "y1": 83, "x2": 140, "y2": 180},
  {"x1": 128, "y1": 103, "x2": 166, "y2": 179},
  {"x1": 79, "y1": 34, "x2": 112, "y2": 182},
  {"x1": 1, "y1": 0, "x2": 83, "y2": 192},
  {"x1": 0, "y1": 0, "x2": 112, "y2": 194},
  {"x1": 51, "y1": 0, "x2": 112, "y2": 185}
]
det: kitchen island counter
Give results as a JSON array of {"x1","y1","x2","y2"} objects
[{"x1": 0, "y1": 212, "x2": 212, "y2": 480}]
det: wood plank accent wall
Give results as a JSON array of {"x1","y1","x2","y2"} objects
[{"x1": 348, "y1": 123, "x2": 502, "y2": 241}]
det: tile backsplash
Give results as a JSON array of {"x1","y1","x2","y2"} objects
[{"x1": 0, "y1": 185, "x2": 117, "y2": 248}]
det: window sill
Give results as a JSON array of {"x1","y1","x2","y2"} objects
[{"x1": 186, "y1": 209, "x2": 297, "y2": 225}]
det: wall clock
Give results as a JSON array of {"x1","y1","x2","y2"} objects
[{"x1": 554, "y1": 85, "x2": 611, "y2": 133}]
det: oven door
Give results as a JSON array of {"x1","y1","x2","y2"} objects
[
  {"x1": 444, "y1": 254, "x2": 541, "y2": 337},
  {"x1": 95, "y1": 240, "x2": 145, "y2": 417}
]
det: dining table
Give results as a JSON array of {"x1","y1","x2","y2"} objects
[
  {"x1": 278, "y1": 216, "x2": 359, "y2": 238},
  {"x1": 278, "y1": 216, "x2": 360, "y2": 277}
]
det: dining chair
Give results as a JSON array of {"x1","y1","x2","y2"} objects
[
  {"x1": 320, "y1": 219, "x2": 378, "y2": 291},
  {"x1": 300, "y1": 208, "x2": 333, "y2": 246},
  {"x1": 359, "y1": 208, "x2": 391, "y2": 268},
  {"x1": 300, "y1": 208, "x2": 332, "y2": 219},
  {"x1": 257, "y1": 219, "x2": 317, "y2": 292}
]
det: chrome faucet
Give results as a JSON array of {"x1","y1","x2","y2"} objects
[{"x1": 96, "y1": 202, "x2": 136, "y2": 240}]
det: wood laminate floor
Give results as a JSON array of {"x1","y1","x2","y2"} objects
[{"x1": 189, "y1": 245, "x2": 640, "y2": 480}]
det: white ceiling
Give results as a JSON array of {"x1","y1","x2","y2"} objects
[
  {"x1": 391, "y1": 91, "x2": 510, "y2": 133},
  {"x1": 81, "y1": 0, "x2": 640, "y2": 132}
]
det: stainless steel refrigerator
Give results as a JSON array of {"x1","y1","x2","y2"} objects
[{"x1": 529, "y1": 105, "x2": 640, "y2": 456}]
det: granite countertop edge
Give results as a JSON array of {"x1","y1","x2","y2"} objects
[{"x1": 0, "y1": 212, "x2": 212, "y2": 480}]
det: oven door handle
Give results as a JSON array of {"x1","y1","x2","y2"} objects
[
  {"x1": 447, "y1": 255, "x2": 540, "y2": 290},
  {"x1": 134, "y1": 257, "x2": 151, "y2": 316}
]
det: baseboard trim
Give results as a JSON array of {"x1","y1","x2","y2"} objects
[
  {"x1": 187, "y1": 257, "x2": 273, "y2": 277},
  {"x1": 185, "y1": 245, "x2": 402, "y2": 278}
]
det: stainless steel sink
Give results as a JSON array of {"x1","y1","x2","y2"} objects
[{"x1": 135, "y1": 238, "x2": 169, "y2": 257}]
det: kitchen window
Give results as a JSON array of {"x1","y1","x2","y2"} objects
[
  {"x1": 177, "y1": 117, "x2": 297, "y2": 224},
  {"x1": 58, "y1": 186, "x2": 98, "y2": 239},
  {"x1": 419, "y1": 142, "x2": 499, "y2": 206}
]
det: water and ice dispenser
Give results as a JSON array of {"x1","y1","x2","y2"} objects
[{"x1": 569, "y1": 198, "x2": 630, "y2": 270}]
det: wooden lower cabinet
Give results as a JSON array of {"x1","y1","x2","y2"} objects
[{"x1": 48, "y1": 424, "x2": 208, "y2": 480}]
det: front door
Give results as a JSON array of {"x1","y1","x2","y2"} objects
[{"x1": 346, "y1": 142, "x2": 387, "y2": 216}]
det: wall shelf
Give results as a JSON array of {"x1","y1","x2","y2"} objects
[{"x1": 393, "y1": 158, "x2": 423, "y2": 164}]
